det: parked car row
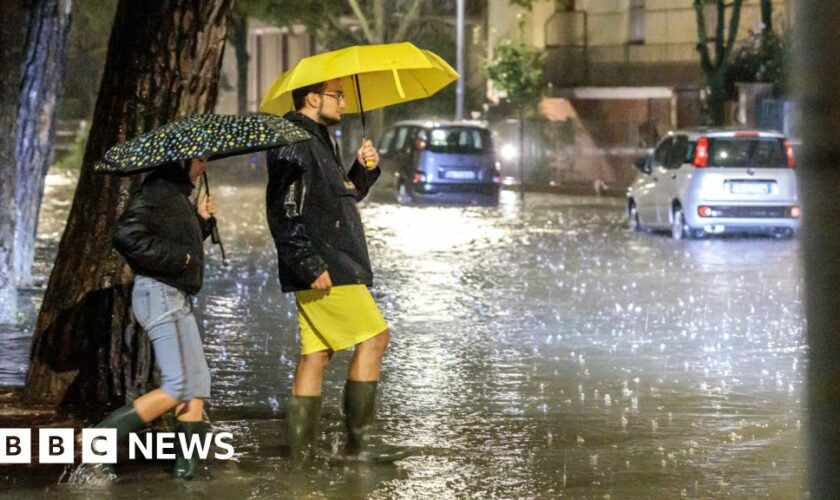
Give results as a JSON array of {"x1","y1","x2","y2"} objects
[
  {"x1": 364, "y1": 121, "x2": 800, "y2": 241},
  {"x1": 626, "y1": 128, "x2": 801, "y2": 239}
]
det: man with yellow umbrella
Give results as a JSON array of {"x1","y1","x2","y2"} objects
[{"x1": 260, "y1": 43, "x2": 458, "y2": 463}]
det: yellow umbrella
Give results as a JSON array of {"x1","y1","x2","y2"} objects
[{"x1": 259, "y1": 42, "x2": 459, "y2": 125}]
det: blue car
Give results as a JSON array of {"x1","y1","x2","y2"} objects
[{"x1": 376, "y1": 120, "x2": 500, "y2": 206}]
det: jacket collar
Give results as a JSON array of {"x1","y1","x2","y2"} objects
[{"x1": 284, "y1": 111, "x2": 340, "y2": 163}]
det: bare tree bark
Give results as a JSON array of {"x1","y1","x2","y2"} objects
[
  {"x1": 14, "y1": 0, "x2": 73, "y2": 287},
  {"x1": 0, "y1": 1, "x2": 28, "y2": 324},
  {"x1": 391, "y1": 0, "x2": 423, "y2": 42},
  {"x1": 796, "y1": 1, "x2": 840, "y2": 495},
  {"x1": 347, "y1": 0, "x2": 376, "y2": 43},
  {"x1": 24, "y1": 0, "x2": 233, "y2": 406}
]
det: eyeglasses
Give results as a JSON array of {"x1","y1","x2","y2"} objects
[{"x1": 319, "y1": 92, "x2": 345, "y2": 104}]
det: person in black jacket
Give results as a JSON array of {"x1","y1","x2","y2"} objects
[
  {"x1": 266, "y1": 78, "x2": 414, "y2": 463},
  {"x1": 75, "y1": 158, "x2": 216, "y2": 482}
]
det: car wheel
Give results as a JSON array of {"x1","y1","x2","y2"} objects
[
  {"x1": 671, "y1": 207, "x2": 687, "y2": 240},
  {"x1": 772, "y1": 228, "x2": 794, "y2": 240},
  {"x1": 628, "y1": 201, "x2": 641, "y2": 231},
  {"x1": 396, "y1": 181, "x2": 412, "y2": 205},
  {"x1": 690, "y1": 228, "x2": 707, "y2": 239}
]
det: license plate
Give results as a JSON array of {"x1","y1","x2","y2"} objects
[
  {"x1": 730, "y1": 182, "x2": 770, "y2": 195},
  {"x1": 445, "y1": 170, "x2": 476, "y2": 180}
]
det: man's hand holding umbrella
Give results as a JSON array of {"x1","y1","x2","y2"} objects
[{"x1": 356, "y1": 139, "x2": 380, "y2": 170}]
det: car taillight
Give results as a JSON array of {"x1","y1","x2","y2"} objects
[
  {"x1": 784, "y1": 140, "x2": 796, "y2": 168},
  {"x1": 698, "y1": 206, "x2": 712, "y2": 217},
  {"x1": 413, "y1": 171, "x2": 426, "y2": 183},
  {"x1": 693, "y1": 136, "x2": 709, "y2": 168},
  {"x1": 790, "y1": 206, "x2": 801, "y2": 218},
  {"x1": 414, "y1": 138, "x2": 426, "y2": 151}
]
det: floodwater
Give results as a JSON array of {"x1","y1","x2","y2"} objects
[{"x1": 1, "y1": 163, "x2": 805, "y2": 498}]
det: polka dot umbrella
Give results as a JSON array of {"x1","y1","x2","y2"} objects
[
  {"x1": 94, "y1": 113, "x2": 311, "y2": 265},
  {"x1": 94, "y1": 113, "x2": 311, "y2": 175}
]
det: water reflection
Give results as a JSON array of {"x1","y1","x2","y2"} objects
[{"x1": 1, "y1": 164, "x2": 805, "y2": 497}]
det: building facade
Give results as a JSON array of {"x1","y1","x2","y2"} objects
[
  {"x1": 485, "y1": 0, "x2": 793, "y2": 192},
  {"x1": 488, "y1": 0, "x2": 792, "y2": 89}
]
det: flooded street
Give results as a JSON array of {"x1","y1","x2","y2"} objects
[{"x1": 1, "y1": 164, "x2": 805, "y2": 498}]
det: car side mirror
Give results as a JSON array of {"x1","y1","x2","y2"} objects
[{"x1": 633, "y1": 157, "x2": 651, "y2": 175}]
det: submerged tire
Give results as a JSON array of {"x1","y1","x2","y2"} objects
[
  {"x1": 628, "y1": 201, "x2": 641, "y2": 231},
  {"x1": 396, "y1": 182, "x2": 412, "y2": 205},
  {"x1": 671, "y1": 208, "x2": 686, "y2": 240}
]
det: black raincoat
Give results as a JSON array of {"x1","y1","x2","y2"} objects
[
  {"x1": 113, "y1": 168, "x2": 213, "y2": 295},
  {"x1": 265, "y1": 112, "x2": 380, "y2": 292}
]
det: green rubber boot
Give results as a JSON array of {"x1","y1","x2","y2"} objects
[
  {"x1": 286, "y1": 395, "x2": 322, "y2": 463},
  {"x1": 343, "y1": 381, "x2": 416, "y2": 463},
  {"x1": 68, "y1": 404, "x2": 146, "y2": 484},
  {"x1": 173, "y1": 420, "x2": 208, "y2": 480}
]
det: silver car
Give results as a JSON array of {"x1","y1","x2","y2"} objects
[{"x1": 627, "y1": 128, "x2": 801, "y2": 239}]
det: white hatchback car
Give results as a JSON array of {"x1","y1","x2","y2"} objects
[{"x1": 627, "y1": 128, "x2": 801, "y2": 239}]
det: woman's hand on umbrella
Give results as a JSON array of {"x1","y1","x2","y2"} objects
[
  {"x1": 198, "y1": 194, "x2": 217, "y2": 220},
  {"x1": 357, "y1": 139, "x2": 379, "y2": 169}
]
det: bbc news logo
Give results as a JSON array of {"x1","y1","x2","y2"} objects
[{"x1": 0, "y1": 429, "x2": 235, "y2": 464}]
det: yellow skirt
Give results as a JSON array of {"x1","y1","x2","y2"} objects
[{"x1": 294, "y1": 284, "x2": 388, "y2": 355}]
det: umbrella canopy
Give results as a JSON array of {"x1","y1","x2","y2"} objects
[
  {"x1": 94, "y1": 113, "x2": 311, "y2": 175},
  {"x1": 258, "y1": 42, "x2": 459, "y2": 116}
]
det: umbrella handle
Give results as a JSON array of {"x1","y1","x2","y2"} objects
[
  {"x1": 209, "y1": 216, "x2": 229, "y2": 266},
  {"x1": 353, "y1": 75, "x2": 376, "y2": 168},
  {"x1": 203, "y1": 173, "x2": 229, "y2": 266}
]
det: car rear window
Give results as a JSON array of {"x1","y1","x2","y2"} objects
[
  {"x1": 422, "y1": 127, "x2": 491, "y2": 154},
  {"x1": 707, "y1": 137, "x2": 788, "y2": 168}
]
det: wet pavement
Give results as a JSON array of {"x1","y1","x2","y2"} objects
[{"x1": 0, "y1": 164, "x2": 805, "y2": 498}]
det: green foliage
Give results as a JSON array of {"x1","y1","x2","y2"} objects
[
  {"x1": 728, "y1": 30, "x2": 789, "y2": 94},
  {"x1": 238, "y1": 0, "x2": 327, "y2": 31},
  {"x1": 482, "y1": 21, "x2": 544, "y2": 108}
]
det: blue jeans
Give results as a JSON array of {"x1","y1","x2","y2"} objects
[{"x1": 132, "y1": 275, "x2": 211, "y2": 401}]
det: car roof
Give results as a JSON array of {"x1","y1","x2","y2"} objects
[
  {"x1": 669, "y1": 127, "x2": 786, "y2": 140},
  {"x1": 388, "y1": 120, "x2": 489, "y2": 131}
]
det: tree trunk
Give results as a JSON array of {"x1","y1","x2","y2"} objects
[
  {"x1": 0, "y1": 1, "x2": 28, "y2": 324},
  {"x1": 797, "y1": 1, "x2": 840, "y2": 494},
  {"x1": 24, "y1": 0, "x2": 233, "y2": 406},
  {"x1": 760, "y1": 0, "x2": 772, "y2": 33},
  {"x1": 231, "y1": 5, "x2": 249, "y2": 115},
  {"x1": 706, "y1": 69, "x2": 727, "y2": 126},
  {"x1": 14, "y1": 0, "x2": 73, "y2": 287}
]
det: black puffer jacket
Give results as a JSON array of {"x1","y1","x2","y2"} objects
[
  {"x1": 266, "y1": 112, "x2": 380, "y2": 292},
  {"x1": 113, "y1": 168, "x2": 213, "y2": 295}
]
